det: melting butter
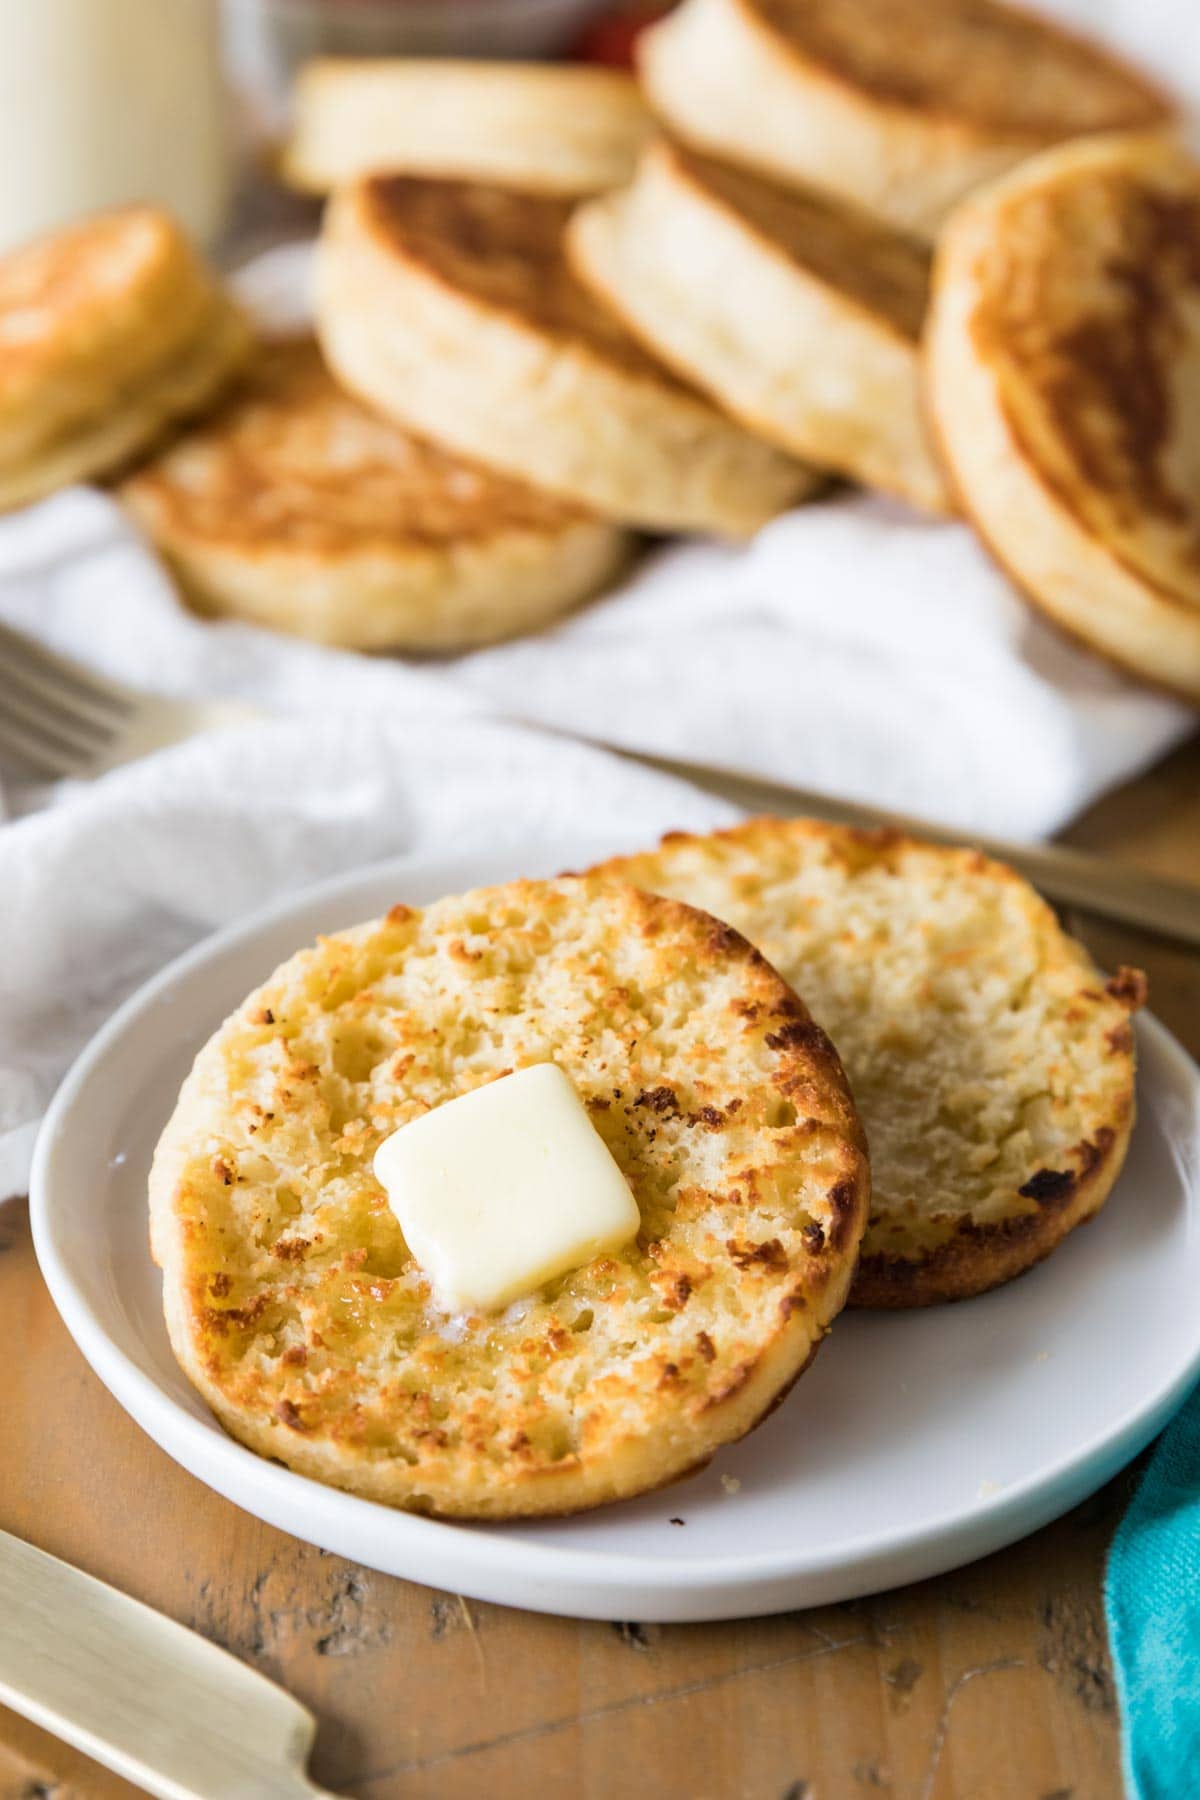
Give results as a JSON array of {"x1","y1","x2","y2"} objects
[{"x1": 373, "y1": 1063, "x2": 639, "y2": 1314}]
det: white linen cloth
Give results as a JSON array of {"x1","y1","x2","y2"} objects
[
  {"x1": 1039, "y1": 0, "x2": 1200, "y2": 109},
  {"x1": 0, "y1": 709, "x2": 732, "y2": 1197},
  {"x1": 1, "y1": 0, "x2": 1198, "y2": 1196}
]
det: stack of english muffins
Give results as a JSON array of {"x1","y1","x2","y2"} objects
[
  {"x1": 294, "y1": 0, "x2": 1197, "y2": 697},
  {"x1": 1, "y1": 0, "x2": 1196, "y2": 690}
]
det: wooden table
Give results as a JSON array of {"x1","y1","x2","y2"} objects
[{"x1": 4, "y1": 735, "x2": 1199, "y2": 1800}]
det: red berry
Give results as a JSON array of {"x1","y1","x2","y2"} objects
[{"x1": 572, "y1": 5, "x2": 667, "y2": 69}]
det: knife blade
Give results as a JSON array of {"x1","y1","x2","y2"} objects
[
  {"x1": 0, "y1": 1528, "x2": 339, "y2": 1799},
  {"x1": 566, "y1": 734, "x2": 1200, "y2": 950}
]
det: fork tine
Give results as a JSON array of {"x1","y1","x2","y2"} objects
[
  {"x1": 1, "y1": 679, "x2": 118, "y2": 758},
  {"x1": 0, "y1": 711, "x2": 84, "y2": 780},
  {"x1": 0, "y1": 617, "x2": 129, "y2": 776},
  {"x1": 0, "y1": 619, "x2": 133, "y2": 720}
]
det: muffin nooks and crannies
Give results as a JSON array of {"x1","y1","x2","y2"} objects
[
  {"x1": 591, "y1": 820, "x2": 1144, "y2": 1306},
  {"x1": 927, "y1": 133, "x2": 1200, "y2": 703},
  {"x1": 0, "y1": 206, "x2": 250, "y2": 512},
  {"x1": 150, "y1": 876, "x2": 868, "y2": 1518},
  {"x1": 120, "y1": 338, "x2": 631, "y2": 652},
  {"x1": 314, "y1": 174, "x2": 820, "y2": 537}
]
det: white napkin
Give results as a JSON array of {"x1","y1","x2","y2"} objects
[
  {"x1": 0, "y1": 711, "x2": 732, "y2": 1197},
  {"x1": 1038, "y1": 0, "x2": 1200, "y2": 102},
  {"x1": 236, "y1": 234, "x2": 1193, "y2": 837},
  {"x1": 453, "y1": 501, "x2": 1193, "y2": 839},
  {"x1": 1, "y1": 461, "x2": 1193, "y2": 839}
]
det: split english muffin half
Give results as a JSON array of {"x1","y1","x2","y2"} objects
[
  {"x1": 149, "y1": 876, "x2": 869, "y2": 1518},
  {"x1": 637, "y1": 0, "x2": 1175, "y2": 237},
  {"x1": 0, "y1": 206, "x2": 251, "y2": 512},
  {"x1": 927, "y1": 133, "x2": 1200, "y2": 703},
  {"x1": 314, "y1": 174, "x2": 820, "y2": 538},
  {"x1": 590, "y1": 818, "x2": 1144, "y2": 1307},
  {"x1": 281, "y1": 58, "x2": 654, "y2": 197},
  {"x1": 568, "y1": 138, "x2": 949, "y2": 513},
  {"x1": 120, "y1": 337, "x2": 632, "y2": 653}
]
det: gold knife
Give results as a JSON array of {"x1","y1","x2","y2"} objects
[
  {"x1": 574, "y1": 737, "x2": 1200, "y2": 950},
  {"x1": 0, "y1": 1528, "x2": 340, "y2": 1799}
]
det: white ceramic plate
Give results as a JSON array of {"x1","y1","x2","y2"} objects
[{"x1": 31, "y1": 841, "x2": 1200, "y2": 1623}]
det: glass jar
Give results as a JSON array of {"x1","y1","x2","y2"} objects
[{"x1": 0, "y1": 0, "x2": 231, "y2": 255}]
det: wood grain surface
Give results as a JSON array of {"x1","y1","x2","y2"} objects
[{"x1": 3, "y1": 733, "x2": 1198, "y2": 1800}]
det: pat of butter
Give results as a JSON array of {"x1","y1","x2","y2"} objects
[{"x1": 373, "y1": 1063, "x2": 640, "y2": 1313}]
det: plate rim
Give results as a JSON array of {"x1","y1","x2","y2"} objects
[{"x1": 29, "y1": 840, "x2": 1200, "y2": 1613}]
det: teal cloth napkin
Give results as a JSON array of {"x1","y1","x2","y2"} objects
[{"x1": 1107, "y1": 1385, "x2": 1200, "y2": 1799}]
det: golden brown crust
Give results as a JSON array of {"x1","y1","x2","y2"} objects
[
  {"x1": 667, "y1": 141, "x2": 930, "y2": 340},
  {"x1": 746, "y1": 0, "x2": 1173, "y2": 138},
  {"x1": 638, "y1": 0, "x2": 1176, "y2": 239},
  {"x1": 967, "y1": 152, "x2": 1200, "y2": 586},
  {"x1": 928, "y1": 409, "x2": 1200, "y2": 709},
  {"x1": 0, "y1": 208, "x2": 203, "y2": 422},
  {"x1": 590, "y1": 820, "x2": 1144, "y2": 1308},
  {"x1": 150, "y1": 876, "x2": 869, "y2": 1516},
  {"x1": 123, "y1": 337, "x2": 601, "y2": 554},
  {"x1": 0, "y1": 206, "x2": 251, "y2": 504},
  {"x1": 315, "y1": 175, "x2": 818, "y2": 535},
  {"x1": 357, "y1": 176, "x2": 683, "y2": 388},
  {"x1": 566, "y1": 136, "x2": 948, "y2": 510},
  {"x1": 117, "y1": 337, "x2": 631, "y2": 651},
  {"x1": 852, "y1": 1107, "x2": 1133, "y2": 1305},
  {"x1": 926, "y1": 133, "x2": 1200, "y2": 698}
]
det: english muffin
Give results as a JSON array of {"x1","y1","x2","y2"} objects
[
  {"x1": 119, "y1": 338, "x2": 631, "y2": 652},
  {"x1": 149, "y1": 876, "x2": 869, "y2": 1518},
  {"x1": 314, "y1": 175, "x2": 819, "y2": 537},
  {"x1": 0, "y1": 207, "x2": 251, "y2": 511},
  {"x1": 281, "y1": 59, "x2": 654, "y2": 197},
  {"x1": 590, "y1": 820, "x2": 1144, "y2": 1307},
  {"x1": 638, "y1": 0, "x2": 1175, "y2": 236},
  {"x1": 927, "y1": 133, "x2": 1200, "y2": 702},
  {"x1": 568, "y1": 139, "x2": 949, "y2": 512}
]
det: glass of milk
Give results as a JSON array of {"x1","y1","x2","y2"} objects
[{"x1": 0, "y1": 0, "x2": 231, "y2": 255}]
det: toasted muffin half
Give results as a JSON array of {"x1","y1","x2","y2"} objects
[
  {"x1": 568, "y1": 138, "x2": 949, "y2": 512},
  {"x1": 314, "y1": 174, "x2": 819, "y2": 537},
  {"x1": 638, "y1": 0, "x2": 1175, "y2": 236},
  {"x1": 927, "y1": 133, "x2": 1200, "y2": 702},
  {"x1": 281, "y1": 59, "x2": 654, "y2": 197},
  {"x1": 590, "y1": 819, "x2": 1145, "y2": 1308},
  {"x1": 149, "y1": 877, "x2": 869, "y2": 1518},
  {"x1": 119, "y1": 338, "x2": 631, "y2": 653},
  {"x1": 0, "y1": 207, "x2": 251, "y2": 512}
]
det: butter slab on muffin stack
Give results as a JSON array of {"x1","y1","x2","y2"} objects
[
  {"x1": 315, "y1": 173, "x2": 819, "y2": 537},
  {"x1": 150, "y1": 876, "x2": 869, "y2": 1517},
  {"x1": 0, "y1": 206, "x2": 250, "y2": 512},
  {"x1": 121, "y1": 338, "x2": 632, "y2": 652}
]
